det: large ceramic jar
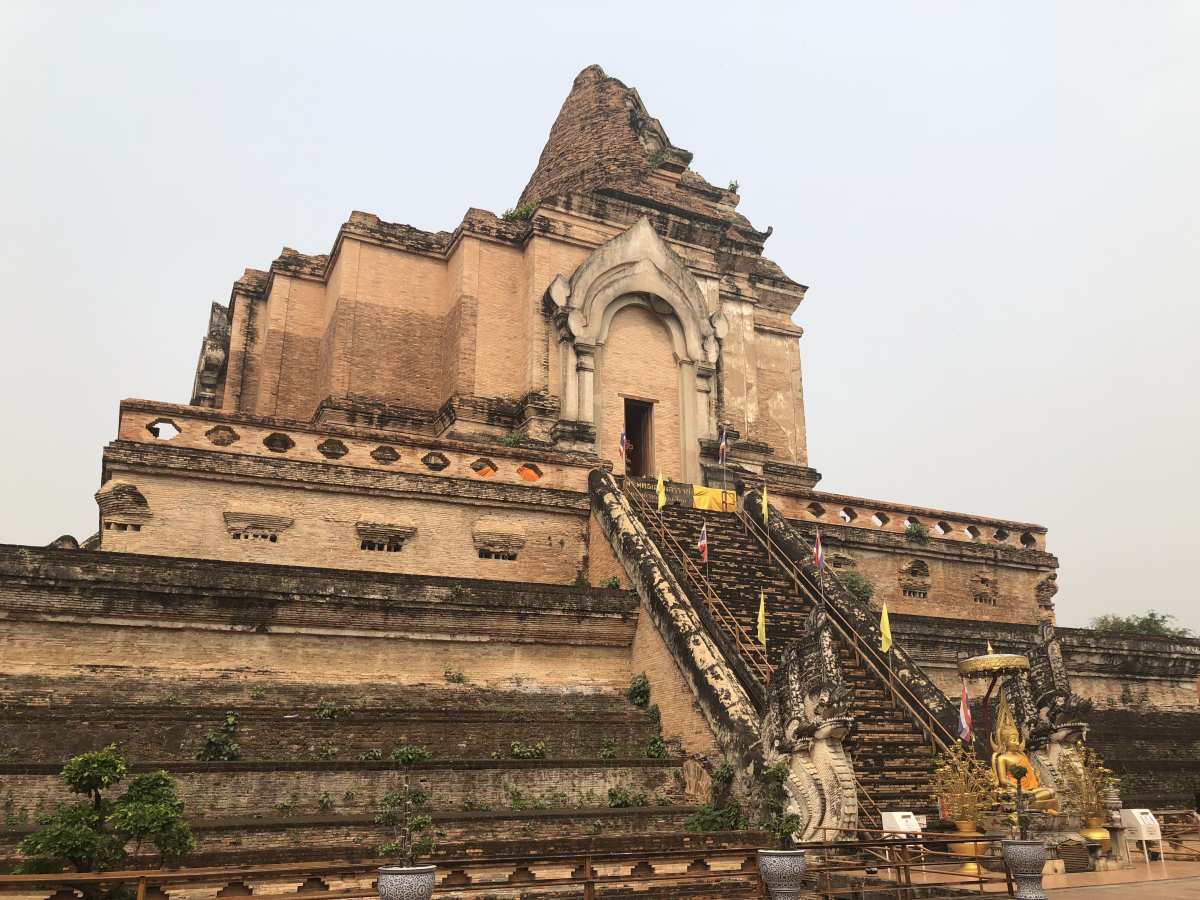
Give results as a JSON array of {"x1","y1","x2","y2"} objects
[
  {"x1": 757, "y1": 849, "x2": 807, "y2": 899},
  {"x1": 1001, "y1": 839, "x2": 1048, "y2": 900},
  {"x1": 377, "y1": 864, "x2": 436, "y2": 900}
]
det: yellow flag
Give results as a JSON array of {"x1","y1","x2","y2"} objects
[
  {"x1": 656, "y1": 471, "x2": 667, "y2": 510},
  {"x1": 757, "y1": 589, "x2": 767, "y2": 648},
  {"x1": 987, "y1": 641, "x2": 995, "y2": 655},
  {"x1": 880, "y1": 603, "x2": 893, "y2": 653},
  {"x1": 761, "y1": 485, "x2": 769, "y2": 524}
]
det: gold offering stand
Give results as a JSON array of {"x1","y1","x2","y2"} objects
[{"x1": 949, "y1": 653, "x2": 1031, "y2": 875}]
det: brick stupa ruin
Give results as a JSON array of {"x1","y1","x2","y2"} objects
[{"x1": 2, "y1": 64, "x2": 1198, "y2": 872}]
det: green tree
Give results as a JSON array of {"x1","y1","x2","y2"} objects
[
  {"x1": 840, "y1": 570, "x2": 874, "y2": 603},
  {"x1": 1089, "y1": 610, "x2": 1192, "y2": 638},
  {"x1": 16, "y1": 746, "x2": 193, "y2": 876},
  {"x1": 377, "y1": 744, "x2": 438, "y2": 866}
]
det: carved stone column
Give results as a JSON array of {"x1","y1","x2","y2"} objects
[{"x1": 576, "y1": 343, "x2": 596, "y2": 425}]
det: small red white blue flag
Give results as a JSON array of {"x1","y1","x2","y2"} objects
[
  {"x1": 619, "y1": 431, "x2": 627, "y2": 458},
  {"x1": 959, "y1": 679, "x2": 974, "y2": 743},
  {"x1": 813, "y1": 527, "x2": 825, "y2": 571},
  {"x1": 718, "y1": 429, "x2": 729, "y2": 464},
  {"x1": 698, "y1": 523, "x2": 709, "y2": 563}
]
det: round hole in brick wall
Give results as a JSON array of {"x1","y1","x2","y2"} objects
[
  {"x1": 872, "y1": 512, "x2": 889, "y2": 527},
  {"x1": 807, "y1": 502, "x2": 826, "y2": 518},
  {"x1": 935, "y1": 521, "x2": 952, "y2": 536},
  {"x1": 839, "y1": 507, "x2": 857, "y2": 523},
  {"x1": 516, "y1": 463, "x2": 542, "y2": 482}
]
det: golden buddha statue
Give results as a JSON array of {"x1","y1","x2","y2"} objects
[{"x1": 991, "y1": 695, "x2": 1059, "y2": 814}]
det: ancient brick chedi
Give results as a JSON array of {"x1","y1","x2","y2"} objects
[{"x1": 2, "y1": 65, "x2": 1199, "y2": 870}]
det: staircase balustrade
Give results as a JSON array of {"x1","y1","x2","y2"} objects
[{"x1": 737, "y1": 506, "x2": 958, "y2": 757}]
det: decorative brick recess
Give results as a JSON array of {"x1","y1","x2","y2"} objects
[
  {"x1": 470, "y1": 458, "x2": 498, "y2": 477},
  {"x1": 421, "y1": 451, "x2": 450, "y2": 471},
  {"x1": 205, "y1": 425, "x2": 240, "y2": 447},
  {"x1": 316, "y1": 438, "x2": 348, "y2": 459},
  {"x1": 369, "y1": 445, "x2": 399, "y2": 464},
  {"x1": 263, "y1": 432, "x2": 295, "y2": 453},
  {"x1": 355, "y1": 521, "x2": 415, "y2": 552}
]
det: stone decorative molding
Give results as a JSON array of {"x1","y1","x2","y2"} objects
[
  {"x1": 761, "y1": 613, "x2": 858, "y2": 840},
  {"x1": 471, "y1": 516, "x2": 527, "y2": 554},
  {"x1": 95, "y1": 482, "x2": 151, "y2": 525},
  {"x1": 222, "y1": 512, "x2": 293, "y2": 539},
  {"x1": 190, "y1": 302, "x2": 229, "y2": 408},
  {"x1": 355, "y1": 521, "x2": 417, "y2": 548},
  {"x1": 544, "y1": 218, "x2": 723, "y2": 478}
]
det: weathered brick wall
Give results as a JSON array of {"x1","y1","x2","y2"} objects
[
  {"x1": 1085, "y1": 709, "x2": 1200, "y2": 808},
  {"x1": 0, "y1": 547, "x2": 636, "y2": 692},
  {"x1": 598, "y1": 305, "x2": 684, "y2": 481},
  {"x1": 98, "y1": 467, "x2": 587, "y2": 584},
  {"x1": 0, "y1": 760, "x2": 685, "y2": 821},
  {"x1": 588, "y1": 511, "x2": 629, "y2": 588},
  {"x1": 0, "y1": 687, "x2": 661, "y2": 763},
  {"x1": 630, "y1": 611, "x2": 720, "y2": 758}
]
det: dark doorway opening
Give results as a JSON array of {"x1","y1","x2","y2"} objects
[{"x1": 623, "y1": 399, "x2": 654, "y2": 477}]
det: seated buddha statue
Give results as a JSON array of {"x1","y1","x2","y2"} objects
[{"x1": 991, "y1": 702, "x2": 1059, "y2": 814}]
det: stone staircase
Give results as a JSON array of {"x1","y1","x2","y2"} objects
[{"x1": 625, "y1": 494, "x2": 939, "y2": 824}]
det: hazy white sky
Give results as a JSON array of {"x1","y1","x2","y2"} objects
[{"x1": 1, "y1": 2, "x2": 1197, "y2": 630}]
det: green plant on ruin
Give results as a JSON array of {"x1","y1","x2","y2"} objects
[
  {"x1": 841, "y1": 570, "x2": 874, "y2": 603},
  {"x1": 3, "y1": 792, "x2": 30, "y2": 829},
  {"x1": 462, "y1": 798, "x2": 493, "y2": 812},
  {"x1": 317, "y1": 792, "x2": 334, "y2": 813},
  {"x1": 497, "y1": 431, "x2": 523, "y2": 447},
  {"x1": 600, "y1": 576, "x2": 621, "y2": 589},
  {"x1": 758, "y1": 761, "x2": 801, "y2": 847},
  {"x1": 573, "y1": 570, "x2": 591, "y2": 587},
  {"x1": 377, "y1": 741, "x2": 442, "y2": 867},
  {"x1": 509, "y1": 740, "x2": 548, "y2": 759},
  {"x1": 249, "y1": 687, "x2": 265, "y2": 701},
  {"x1": 589, "y1": 820, "x2": 603, "y2": 835},
  {"x1": 310, "y1": 743, "x2": 339, "y2": 760},
  {"x1": 627, "y1": 673, "x2": 651, "y2": 708},
  {"x1": 501, "y1": 202, "x2": 536, "y2": 222},
  {"x1": 16, "y1": 745, "x2": 194, "y2": 877},
  {"x1": 196, "y1": 712, "x2": 240, "y2": 761},
  {"x1": 443, "y1": 664, "x2": 468, "y2": 684},
  {"x1": 646, "y1": 704, "x2": 661, "y2": 727},
  {"x1": 648, "y1": 150, "x2": 667, "y2": 168},
  {"x1": 161, "y1": 692, "x2": 179, "y2": 706},
  {"x1": 315, "y1": 699, "x2": 339, "y2": 720},
  {"x1": 0, "y1": 746, "x2": 18, "y2": 763},
  {"x1": 727, "y1": 179, "x2": 740, "y2": 193},
  {"x1": 343, "y1": 791, "x2": 356, "y2": 804},
  {"x1": 599, "y1": 739, "x2": 617, "y2": 760},
  {"x1": 685, "y1": 759, "x2": 746, "y2": 833},
  {"x1": 275, "y1": 796, "x2": 298, "y2": 817},
  {"x1": 905, "y1": 522, "x2": 931, "y2": 545},
  {"x1": 358, "y1": 748, "x2": 384, "y2": 761},
  {"x1": 645, "y1": 737, "x2": 668, "y2": 759},
  {"x1": 930, "y1": 740, "x2": 997, "y2": 825},
  {"x1": 607, "y1": 786, "x2": 649, "y2": 808},
  {"x1": 1057, "y1": 742, "x2": 1119, "y2": 820}
]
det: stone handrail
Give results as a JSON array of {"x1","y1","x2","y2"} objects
[{"x1": 743, "y1": 489, "x2": 959, "y2": 752}]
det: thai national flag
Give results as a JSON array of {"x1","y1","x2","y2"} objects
[
  {"x1": 619, "y1": 431, "x2": 627, "y2": 458},
  {"x1": 959, "y1": 680, "x2": 974, "y2": 743},
  {"x1": 718, "y1": 429, "x2": 729, "y2": 464},
  {"x1": 813, "y1": 527, "x2": 825, "y2": 571},
  {"x1": 698, "y1": 523, "x2": 709, "y2": 563}
]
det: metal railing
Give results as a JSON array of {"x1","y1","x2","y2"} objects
[
  {"x1": 0, "y1": 834, "x2": 1015, "y2": 900},
  {"x1": 623, "y1": 480, "x2": 773, "y2": 683},
  {"x1": 738, "y1": 505, "x2": 958, "y2": 756}
]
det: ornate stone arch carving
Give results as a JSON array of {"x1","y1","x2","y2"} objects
[{"x1": 545, "y1": 217, "x2": 723, "y2": 480}]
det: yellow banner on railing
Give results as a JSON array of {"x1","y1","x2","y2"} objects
[{"x1": 692, "y1": 485, "x2": 737, "y2": 512}]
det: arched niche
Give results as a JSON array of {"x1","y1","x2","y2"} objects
[{"x1": 545, "y1": 218, "x2": 724, "y2": 482}]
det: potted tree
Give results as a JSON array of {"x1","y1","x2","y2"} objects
[
  {"x1": 1001, "y1": 763, "x2": 1049, "y2": 900},
  {"x1": 376, "y1": 745, "x2": 438, "y2": 900},
  {"x1": 755, "y1": 761, "x2": 807, "y2": 898}
]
